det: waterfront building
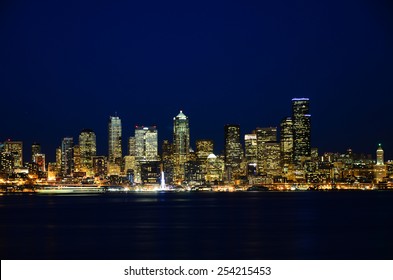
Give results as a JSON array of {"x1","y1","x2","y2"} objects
[
  {"x1": 205, "y1": 154, "x2": 225, "y2": 183},
  {"x1": 73, "y1": 145, "x2": 81, "y2": 172},
  {"x1": 79, "y1": 129, "x2": 97, "y2": 175},
  {"x1": 245, "y1": 134, "x2": 257, "y2": 164},
  {"x1": 33, "y1": 153, "x2": 46, "y2": 172},
  {"x1": 0, "y1": 150, "x2": 13, "y2": 174},
  {"x1": 292, "y1": 98, "x2": 311, "y2": 166},
  {"x1": 55, "y1": 147, "x2": 62, "y2": 174},
  {"x1": 224, "y1": 124, "x2": 243, "y2": 181},
  {"x1": 128, "y1": 137, "x2": 136, "y2": 156},
  {"x1": 374, "y1": 144, "x2": 387, "y2": 183},
  {"x1": 264, "y1": 142, "x2": 281, "y2": 177},
  {"x1": 108, "y1": 115, "x2": 122, "y2": 168},
  {"x1": 140, "y1": 161, "x2": 160, "y2": 184},
  {"x1": 135, "y1": 126, "x2": 158, "y2": 162},
  {"x1": 4, "y1": 140, "x2": 23, "y2": 168},
  {"x1": 196, "y1": 140, "x2": 214, "y2": 162},
  {"x1": 162, "y1": 140, "x2": 174, "y2": 184},
  {"x1": 255, "y1": 127, "x2": 277, "y2": 174},
  {"x1": 92, "y1": 156, "x2": 107, "y2": 177},
  {"x1": 280, "y1": 117, "x2": 293, "y2": 166},
  {"x1": 61, "y1": 137, "x2": 74, "y2": 176},
  {"x1": 31, "y1": 142, "x2": 41, "y2": 162},
  {"x1": 173, "y1": 111, "x2": 190, "y2": 183},
  {"x1": 47, "y1": 162, "x2": 57, "y2": 181}
]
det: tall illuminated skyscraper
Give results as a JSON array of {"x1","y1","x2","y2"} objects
[
  {"x1": 196, "y1": 140, "x2": 214, "y2": 162},
  {"x1": 79, "y1": 129, "x2": 96, "y2": 173},
  {"x1": 4, "y1": 140, "x2": 23, "y2": 168},
  {"x1": 244, "y1": 134, "x2": 257, "y2": 164},
  {"x1": 376, "y1": 144, "x2": 384, "y2": 165},
  {"x1": 135, "y1": 126, "x2": 158, "y2": 162},
  {"x1": 374, "y1": 143, "x2": 386, "y2": 183},
  {"x1": 292, "y1": 98, "x2": 311, "y2": 165},
  {"x1": 61, "y1": 137, "x2": 73, "y2": 176},
  {"x1": 255, "y1": 127, "x2": 277, "y2": 174},
  {"x1": 224, "y1": 124, "x2": 243, "y2": 180},
  {"x1": 31, "y1": 142, "x2": 41, "y2": 162},
  {"x1": 280, "y1": 117, "x2": 294, "y2": 167},
  {"x1": 128, "y1": 137, "x2": 136, "y2": 156},
  {"x1": 108, "y1": 115, "x2": 122, "y2": 166},
  {"x1": 173, "y1": 110, "x2": 190, "y2": 182}
]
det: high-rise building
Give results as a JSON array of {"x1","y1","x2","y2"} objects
[
  {"x1": 280, "y1": 117, "x2": 293, "y2": 167},
  {"x1": 374, "y1": 144, "x2": 386, "y2": 183},
  {"x1": 196, "y1": 140, "x2": 214, "y2": 162},
  {"x1": 224, "y1": 124, "x2": 243, "y2": 181},
  {"x1": 173, "y1": 110, "x2": 190, "y2": 182},
  {"x1": 255, "y1": 127, "x2": 277, "y2": 174},
  {"x1": 128, "y1": 137, "x2": 136, "y2": 156},
  {"x1": 376, "y1": 144, "x2": 384, "y2": 165},
  {"x1": 0, "y1": 143, "x2": 13, "y2": 174},
  {"x1": 162, "y1": 140, "x2": 174, "y2": 184},
  {"x1": 31, "y1": 142, "x2": 41, "y2": 162},
  {"x1": 245, "y1": 134, "x2": 258, "y2": 176},
  {"x1": 205, "y1": 154, "x2": 225, "y2": 183},
  {"x1": 292, "y1": 98, "x2": 311, "y2": 165},
  {"x1": 4, "y1": 140, "x2": 23, "y2": 168},
  {"x1": 79, "y1": 129, "x2": 97, "y2": 173},
  {"x1": 61, "y1": 137, "x2": 74, "y2": 176},
  {"x1": 108, "y1": 115, "x2": 122, "y2": 166},
  {"x1": 135, "y1": 126, "x2": 158, "y2": 162},
  {"x1": 56, "y1": 147, "x2": 62, "y2": 174},
  {"x1": 73, "y1": 145, "x2": 81, "y2": 172},
  {"x1": 244, "y1": 134, "x2": 257, "y2": 164},
  {"x1": 92, "y1": 156, "x2": 107, "y2": 177},
  {"x1": 33, "y1": 153, "x2": 46, "y2": 172},
  {"x1": 264, "y1": 142, "x2": 281, "y2": 176}
]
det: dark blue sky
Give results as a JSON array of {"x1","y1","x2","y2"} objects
[{"x1": 1, "y1": 0, "x2": 393, "y2": 161}]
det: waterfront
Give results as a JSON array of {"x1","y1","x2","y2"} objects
[{"x1": 1, "y1": 191, "x2": 393, "y2": 260}]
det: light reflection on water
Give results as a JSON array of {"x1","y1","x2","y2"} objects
[{"x1": 0, "y1": 191, "x2": 393, "y2": 259}]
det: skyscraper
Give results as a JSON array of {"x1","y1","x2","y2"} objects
[
  {"x1": 173, "y1": 110, "x2": 190, "y2": 182},
  {"x1": 374, "y1": 143, "x2": 386, "y2": 183},
  {"x1": 292, "y1": 98, "x2": 311, "y2": 166},
  {"x1": 255, "y1": 127, "x2": 277, "y2": 174},
  {"x1": 4, "y1": 140, "x2": 23, "y2": 168},
  {"x1": 196, "y1": 140, "x2": 214, "y2": 162},
  {"x1": 244, "y1": 134, "x2": 257, "y2": 164},
  {"x1": 31, "y1": 142, "x2": 41, "y2": 162},
  {"x1": 280, "y1": 117, "x2": 294, "y2": 167},
  {"x1": 376, "y1": 144, "x2": 384, "y2": 165},
  {"x1": 224, "y1": 124, "x2": 243, "y2": 180},
  {"x1": 61, "y1": 137, "x2": 73, "y2": 176},
  {"x1": 79, "y1": 129, "x2": 97, "y2": 173},
  {"x1": 128, "y1": 137, "x2": 136, "y2": 156},
  {"x1": 108, "y1": 115, "x2": 122, "y2": 166},
  {"x1": 135, "y1": 126, "x2": 158, "y2": 162}
]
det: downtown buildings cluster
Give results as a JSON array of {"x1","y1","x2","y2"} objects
[{"x1": 0, "y1": 98, "x2": 392, "y2": 187}]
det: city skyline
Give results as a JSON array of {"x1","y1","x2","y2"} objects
[
  {"x1": 0, "y1": 100, "x2": 391, "y2": 164},
  {"x1": 1, "y1": 0, "x2": 393, "y2": 160}
]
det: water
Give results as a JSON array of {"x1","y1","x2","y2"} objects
[{"x1": 1, "y1": 191, "x2": 393, "y2": 259}]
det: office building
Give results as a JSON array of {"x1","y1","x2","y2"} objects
[
  {"x1": 135, "y1": 126, "x2": 158, "y2": 162},
  {"x1": 79, "y1": 129, "x2": 97, "y2": 173},
  {"x1": 173, "y1": 110, "x2": 190, "y2": 182},
  {"x1": 31, "y1": 142, "x2": 41, "y2": 162},
  {"x1": 256, "y1": 127, "x2": 277, "y2": 174},
  {"x1": 61, "y1": 137, "x2": 74, "y2": 176},
  {"x1": 292, "y1": 98, "x2": 311, "y2": 165},
  {"x1": 224, "y1": 124, "x2": 243, "y2": 181},
  {"x1": 108, "y1": 115, "x2": 122, "y2": 166},
  {"x1": 4, "y1": 140, "x2": 23, "y2": 168}
]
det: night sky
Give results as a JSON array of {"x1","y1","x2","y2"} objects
[{"x1": 1, "y1": 0, "x2": 393, "y2": 161}]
